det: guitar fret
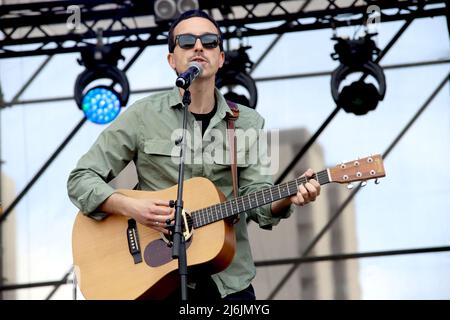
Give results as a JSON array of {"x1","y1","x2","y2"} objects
[
  {"x1": 206, "y1": 208, "x2": 212, "y2": 224},
  {"x1": 193, "y1": 214, "x2": 198, "y2": 227},
  {"x1": 201, "y1": 208, "x2": 205, "y2": 225},
  {"x1": 289, "y1": 181, "x2": 297, "y2": 195},
  {"x1": 284, "y1": 182, "x2": 290, "y2": 196},
  {"x1": 198, "y1": 208, "x2": 203, "y2": 225},
  {"x1": 205, "y1": 207, "x2": 209, "y2": 224},
  {"x1": 264, "y1": 189, "x2": 271, "y2": 204},
  {"x1": 219, "y1": 203, "x2": 224, "y2": 220},
  {"x1": 202, "y1": 208, "x2": 207, "y2": 225},
  {"x1": 222, "y1": 203, "x2": 226, "y2": 218},
  {"x1": 260, "y1": 190, "x2": 265, "y2": 205},
  {"x1": 201, "y1": 208, "x2": 206, "y2": 225},
  {"x1": 214, "y1": 204, "x2": 218, "y2": 221},
  {"x1": 279, "y1": 184, "x2": 285, "y2": 197}
]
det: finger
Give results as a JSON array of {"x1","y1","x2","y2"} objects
[
  {"x1": 152, "y1": 214, "x2": 171, "y2": 223},
  {"x1": 153, "y1": 199, "x2": 171, "y2": 207},
  {"x1": 309, "y1": 179, "x2": 321, "y2": 196},
  {"x1": 304, "y1": 182, "x2": 317, "y2": 201},
  {"x1": 307, "y1": 168, "x2": 315, "y2": 178},
  {"x1": 290, "y1": 194, "x2": 304, "y2": 206},
  {"x1": 301, "y1": 168, "x2": 314, "y2": 178},
  {"x1": 152, "y1": 205, "x2": 173, "y2": 216},
  {"x1": 298, "y1": 184, "x2": 310, "y2": 202}
]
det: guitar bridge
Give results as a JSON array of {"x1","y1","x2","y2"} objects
[{"x1": 127, "y1": 219, "x2": 142, "y2": 264}]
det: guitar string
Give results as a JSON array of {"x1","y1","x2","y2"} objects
[
  {"x1": 193, "y1": 170, "x2": 331, "y2": 227},
  {"x1": 195, "y1": 171, "x2": 330, "y2": 226}
]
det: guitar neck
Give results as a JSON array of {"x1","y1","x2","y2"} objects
[{"x1": 192, "y1": 169, "x2": 330, "y2": 228}]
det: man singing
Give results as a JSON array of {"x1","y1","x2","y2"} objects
[{"x1": 68, "y1": 9, "x2": 321, "y2": 300}]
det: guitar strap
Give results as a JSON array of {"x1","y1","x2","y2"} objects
[{"x1": 225, "y1": 100, "x2": 240, "y2": 224}]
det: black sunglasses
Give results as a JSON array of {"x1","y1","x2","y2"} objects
[{"x1": 175, "y1": 33, "x2": 220, "y2": 50}]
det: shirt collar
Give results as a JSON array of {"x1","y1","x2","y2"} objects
[{"x1": 168, "y1": 86, "x2": 234, "y2": 120}]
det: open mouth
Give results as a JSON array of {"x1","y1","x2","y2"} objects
[{"x1": 191, "y1": 57, "x2": 207, "y2": 64}]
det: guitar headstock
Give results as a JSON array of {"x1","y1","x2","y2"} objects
[{"x1": 329, "y1": 154, "x2": 386, "y2": 185}]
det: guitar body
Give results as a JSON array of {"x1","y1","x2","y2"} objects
[{"x1": 72, "y1": 177, "x2": 236, "y2": 300}]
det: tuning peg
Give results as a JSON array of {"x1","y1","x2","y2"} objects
[
  {"x1": 361, "y1": 181, "x2": 367, "y2": 187},
  {"x1": 347, "y1": 183, "x2": 354, "y2": 190},
  {"x1": 374, "y1": 179, "x2": 380, "y2": 185}
]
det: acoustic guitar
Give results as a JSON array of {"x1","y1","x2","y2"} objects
[{"x1": 72, "y1": 154, "x2": 385, "y2": 299}]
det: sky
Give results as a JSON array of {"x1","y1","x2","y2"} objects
[{"x1": 0, "y1": 14, "x2": 449, "y2": 299}]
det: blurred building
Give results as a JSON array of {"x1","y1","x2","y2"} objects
[
  {"x1": 1, "y1": 173, "x2": 17, "y2": 300},
  {"x1": 248, "y1": 127, "x2": 360, "y2": 299}
]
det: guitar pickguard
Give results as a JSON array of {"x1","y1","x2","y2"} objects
[
  {"x1": 143, "y1": 209, "x2": 194, "y2": 268},
  {"x1": 143, "y1": 236, "x2": 193, "y2": 268}
]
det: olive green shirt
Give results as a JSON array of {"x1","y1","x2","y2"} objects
[{"x1": 67, "y1": 87, "x2": 292, "y2": 298}]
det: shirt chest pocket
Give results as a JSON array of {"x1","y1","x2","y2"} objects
[{"x1": 142, "y1": 139, "x2": 180, "y2": 168}]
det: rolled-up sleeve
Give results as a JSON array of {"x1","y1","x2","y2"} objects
[
  {"x1": 239, "y1": 116, "x2": 293, "y2": 230},
  {"x1": 67, "y1": 107, "x2": 140, "y2": 220}
]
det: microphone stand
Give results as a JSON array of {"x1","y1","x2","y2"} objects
[{"x1": 171, "y1": 88, "x2": 191, "y2": 301}]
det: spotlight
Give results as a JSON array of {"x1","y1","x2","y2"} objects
[
  {"x1": 80, "y1": 87, "x2": 121, "y2": 125},
  {"x1": 216, "y1": 46, "x2": 258, "y2": 109},
  {"x1": 177, "y1": 0, "x2": 199, "y2": 14},
  {"x1": 74, "y1": 44, "x2": 129, "y2": 124},
  {"x1": 154, "y1": 0, "x2": 199, "y2": 22},
  {"x1": 330, "y1": 32, "x2": 386, "y2": 115},
  {"x1": 154, "y1": 0, "x2": 177, "y2": 21}
]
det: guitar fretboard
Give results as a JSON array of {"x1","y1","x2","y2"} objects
[{"x1": 191, "y1": 169, "x2": 330, "y2": 228}]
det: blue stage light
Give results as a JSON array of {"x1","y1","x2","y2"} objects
[
  {"x1": 74, "y1": 44, "x2": 130, "y2": 125},
  {"x1": 81, "y1": 87, "x2": 121, "y2": 124}
]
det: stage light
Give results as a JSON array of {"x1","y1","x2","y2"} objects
[
  {"x1": 177, "y1": 0, "x2": 199, "y2": 13},
  {"x1": 330, "y1": 32, "x2": 386, "y2": 115},
  {"x1": 154, "y1": 0, "x2": 199, "y2": 22},
  {"x1": 216, "y1": 46, "x2": 258, "y2": 109},
  {"x1": 81, "y1": 87, "x2": 121, "y2": 125},
  {"x1": 74, "y1": 44, "x2": 129, "y2": 124},
  {"x1": 154, "y1": 0, "x2": 177, "y2": 21}
]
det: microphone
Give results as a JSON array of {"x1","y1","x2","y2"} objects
[{"x1": 175, "y1": 62, "x2": 203, "y2": 89}]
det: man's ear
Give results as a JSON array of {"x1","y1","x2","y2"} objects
[
  {"x1": 218, "y1": 51, "x2": 225, "y2": 69},
  {"x1": 167, "y1": 53, "x2": 176, "y2": 71}
]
